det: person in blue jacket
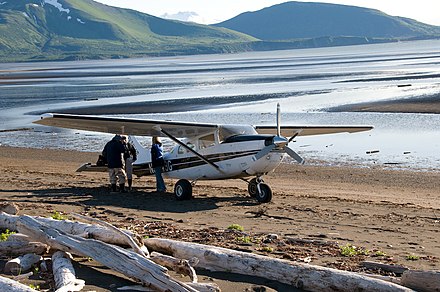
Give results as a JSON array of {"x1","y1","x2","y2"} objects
[
  {"x1": 151, "y1": 136, "x2": 166, "y2": 192},
  {"x1": 102, "y1": 135, "x2": 127, "y2": 193}
]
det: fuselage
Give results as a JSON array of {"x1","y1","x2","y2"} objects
[{"x1": 132, "y1": 135, "x2": 285, "y2": 180}]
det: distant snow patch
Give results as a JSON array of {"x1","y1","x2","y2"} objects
[
  {"x1": 43, "y1": 0, "x2": 70, "y2": 14},
  {"x1": 76, "y1": 18, "x2": 85, "y2": 24},
  {"x1": 67, "y1": 16, "x2": 72, "y2": 20},
  {"x1": 0, "y1": 2, "x2": 7, "y2": 5},
  {"x1": 30, "y1": 4, "x2": 39, "y2": 7},
  {"x1": 22, "y1": 12, "x2": 29, "y2": 18}
]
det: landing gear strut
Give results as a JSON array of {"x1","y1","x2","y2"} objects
[{"x1": 248, "y1": 177, "x2": 272, "y2": 203}]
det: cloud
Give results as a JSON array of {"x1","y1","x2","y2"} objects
[{"x1": 160, "y1": 11, "x2": 207, "y2": 23}]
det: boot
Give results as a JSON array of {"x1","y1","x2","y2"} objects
[
  {"x1": 119, "y1": 183, "x2": 127, "y2": 193},
  {"x1": 128, "y1": 179, "x2": 132, "y2": 191},
  {"x1": 111, "y1": 184, "x2": 117, "y2": 193}
]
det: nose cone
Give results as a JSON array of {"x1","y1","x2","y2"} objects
[{"x1": 273, "y1": 135, "x2": 288, "y2": 148}]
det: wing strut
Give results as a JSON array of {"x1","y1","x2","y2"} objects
[{"x1": 159, "y1": 128, "x2": 223, "y2": 172}]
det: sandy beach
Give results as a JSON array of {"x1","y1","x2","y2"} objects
[{"x1": 0, "y1": 145, "x2": 439, "y2": 291}]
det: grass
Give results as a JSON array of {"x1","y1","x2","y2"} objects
[
  {"x1": 227, "y1": 224, "x2": 244, "y2": 232},
  {"x1": 339, "y1": 243, "x2": 369, "y2": 257}
]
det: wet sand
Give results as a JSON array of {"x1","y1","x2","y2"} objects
[{"x1": 0, "y1": 146, "x2": 439, "y2": 291}]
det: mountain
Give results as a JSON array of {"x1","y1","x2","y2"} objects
[
  {"x1": 213, "y1": 1, "x2": 440, "y2": 40},
  {"x1": 0, "y1": 0, "x2": 256, "y2": 62}
]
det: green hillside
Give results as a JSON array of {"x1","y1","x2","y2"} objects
[{"x1": 0, "y1": 0, "x2": 256, "y2": 62}]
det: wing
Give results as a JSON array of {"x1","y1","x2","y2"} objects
[
  {"x1": 33, "y1": 113, "x2": 218, "y2": 138},
  {"x1": 255, "y1": 125, "x2": 373, "y2": 137}
]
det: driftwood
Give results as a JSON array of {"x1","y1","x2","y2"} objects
[
  {"x1": 117, "y1": 283, "x2": 220, "y2": 292},
  {"x1": 150, "y1": 252, "x2": 198, "y2": 283},
  {"x1": 145, "y1": 238, "x2": 414, "y2": 292},
  {"x1": 71, "y1": 212, "x2": 148, "y2": 257},
  {"x1": 401, "y1": 270, "x2": 440, "y2": 292},
  {"x1": 361, "y1": 261, "x2": 409, "y2": 275},
  {"x1": 0, "y1": 240, "x2": 48, "y2": 256},
  {"x1": 16, "y1": 215, "x2": 199, "y2": 292},
  {"x1": 0, "y1": 275, "x2": 39, "y2": 292},
  {"x1": 52, "y1": 251, "x2": 85, "y2": 292},
  {"x1": 4, "y1": 253, "x2": 42, "y2": 275},
  {"x1": 0, "y1": 212, "x2": 137, "y2": 247}
]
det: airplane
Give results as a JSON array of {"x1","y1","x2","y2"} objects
[{"x1": 33, "y1": 104, "x2": 372, "y2": 203}]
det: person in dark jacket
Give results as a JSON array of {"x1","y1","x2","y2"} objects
[
  {"x1": 151, "y1": 136, "x2": 166, "y2": 192},
  {"x1": 121, "y1": 135, "x2": 137, "y2": 191},
  {"x1": 102, "y1": 135, "x2": 127, "y2": 192}
]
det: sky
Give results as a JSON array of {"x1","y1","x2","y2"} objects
[{"x1": 93, "y1": 0, "x2": 440, "y2": 26}]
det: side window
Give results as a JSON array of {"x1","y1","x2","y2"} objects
[
  {"x1": 199, "y1": 134, "x2": 215, "y2": 149},
  {"x1": 177, "y1": 143, "x2": 195, "y2": 154}
]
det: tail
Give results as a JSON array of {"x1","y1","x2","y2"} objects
[{"x1": 128, "y1": 136, "x2": 151, "y2": 164}]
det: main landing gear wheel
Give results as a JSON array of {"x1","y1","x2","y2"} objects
[
  {"x1": 248, "y1": 178, "x2": 258, "y2": 198},
  {"x1": 255, "y1": 183, "x2": 272, "y2": 203},
  {"x1": 174, "y1": 179, "x2": 193, "y2": 200}
]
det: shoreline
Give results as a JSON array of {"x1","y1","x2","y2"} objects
[{"x1": 1, "y1": 146, "x2": 439, "y2": 290}]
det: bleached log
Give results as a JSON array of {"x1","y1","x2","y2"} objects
[
  {"x1": 0, "y1": 212, "x2": 137, "y2": 247},
  {"x1": 12, "y1": 271, "x2": 33, "y2": 281},
  {"x1": 401, "y1": 270, "x2": 440, "y2": 292},
  {"x1": 71, "y1": 212, "x2": 148, "y2": 257},
  {"x1": 117, "y1": 283, "x2": 220, "y2": 292},
  {"x1": 145, "y1": 238, "x2": 414, "y2": 292},
  {"x1": 4, "y1": 253, "x2": 42, "y2": 275},
  {"x1": 361, "y1": 261, "x2": 409, "y2": 275},
  {"x1": 0, "y1": 275, "x2": 39, "y2": 292},
  {"x1": 17, "y1": 215, "x2": 198, "y2": 292},
  {"x1": 52, "y1": 251, "x2": 85, "y2": 292},
  {"x1": 5, "y1": 233, "x2": 32, "y2": 243},
  {"x1": 150, "y1": 252, "x2": 198, "y2": 283},
  {"x1": 0, "y1": 240, "x2": 48, "y2": 256}
]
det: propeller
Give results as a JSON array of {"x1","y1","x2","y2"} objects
[{"x1": 254, "y1": 103, "x2": 305, "y2": 164}]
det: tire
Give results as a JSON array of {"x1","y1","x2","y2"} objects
[
  {"x1": 248, "y1": 178, "x2": 258, "y2": 197},
  {"x1": 174, "y1": 179, "x2": 193, "y2": 200},
  {"x1": 255, "y1": 183, "x2": 272, "y2": 203}
]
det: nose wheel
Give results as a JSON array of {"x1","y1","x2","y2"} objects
[{"x1": 248, "y1": 177, "x2": 272, "y2": 203}]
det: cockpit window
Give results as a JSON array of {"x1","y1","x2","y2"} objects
[{"x1": 218, "y1": 125, "x2": 257, "y2": 142}]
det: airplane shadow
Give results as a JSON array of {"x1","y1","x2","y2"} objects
[{"x1": 8, "y1": 185, "x2": 261, "y2": 214}]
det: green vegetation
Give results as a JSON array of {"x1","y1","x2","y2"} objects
[
  {"x1": 236, "y1": 236, "x2": 251, "y2": 243},
  {"x1": 0, "y1": 229, "x2": 16, "y2": 241},
  {"x1": 51, "y1": 211, "x2": 67, "y2": 220},
  {"x1": 374, "y1": 250, "x2": 387, "y2": 257},
  {"x1": 406, "y1": 254, "x2": 420, "y2": 261},
  {"x1": 260, "y1": 246, "x2": 274, "y2": 253},
  {"x1": 227, "y1": 224, "x2": 244, "y2": 232},
  {"x1": 29, "y1": 284, "x2": 40, "y2": 290},
  {"x1": 339, "y1": 243, "x2": 369, "y2": 257}
]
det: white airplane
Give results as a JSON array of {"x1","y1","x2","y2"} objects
[{"x1": 33, "y1": 104, "x2": 372, "y2": 203}]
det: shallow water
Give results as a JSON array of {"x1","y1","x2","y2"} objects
[{"x1": 0, "y1": 40, "x2": 439, "y2": 171}]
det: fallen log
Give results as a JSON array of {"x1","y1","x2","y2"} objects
[
  {"x1": 52, "y1": 251, "x2": 85, "y2": 292},
  {"x1": 361, "y1": 261, "x2": 409, "y2": 275},
  {"x1": 0, "y1": 240, "x2": 48, "y2": 256},
  {"x1": 0, "y1": 212, "x2": 137, "y2": 247},
  {"x1": 71, "y1": 212, "x2": 148, "y2": 257},
  {"x1": 0, "y1": 275, "x2": 39, "y2": 292},
  {"x1": 4, "y1": 253, "x2": 42, "y2": 275},
  {"x1": 16, "y1": 215, "x2": 198, "y2": 292},
  {"x1": 150, "y1": 252, "x2": 198, "y2": 283},
  {"x1": 401, "y1": 270, "x2": 440, "y2": 292},
  {"x1": 145, "y1": 238, "x2": 414, "y2": 292}
]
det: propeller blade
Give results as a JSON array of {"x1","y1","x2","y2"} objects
[
  {"x1": 255, "y1": 144, "x2": 276, "y2": 160},
  {"x1": 285, "y1": 147, "x2": 305, "y2": 164},
  {"x1": 276, "y1": 103, "x2": 281, "y2": 137}
]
